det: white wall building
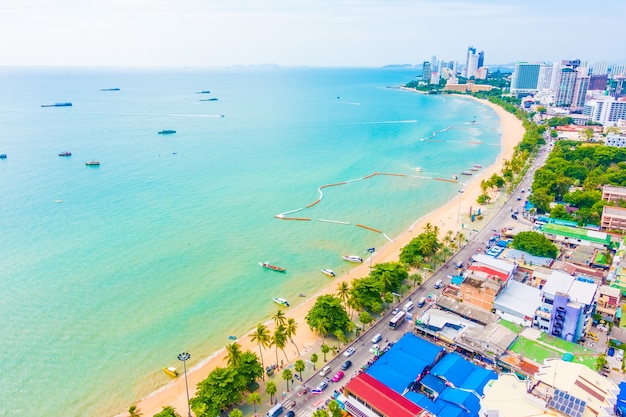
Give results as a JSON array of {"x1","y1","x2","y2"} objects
[{"x1": 584, "y1": 97, "x2": 626, "y2": 126}]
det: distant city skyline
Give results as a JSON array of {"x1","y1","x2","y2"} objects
[{"x1": 1, "y1": 0, "x2": 624, "y2": 67}]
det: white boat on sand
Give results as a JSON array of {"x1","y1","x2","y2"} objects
[
  {"x1": 342, "y1": 255, "x2": 363, "y2": 263},
  {"x1": 321, "y1": 268, "x2": 336, "y2": 277}
]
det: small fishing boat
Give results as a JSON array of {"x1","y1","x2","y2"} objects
[
  {"x1": 259, "y1": 262, "x2": 286, "y2": 272},
  {"x1": 158, "y1": 130, "x2": 176, "y2": 135},
  {"x1": 228, "y1": 335, "x2": 237, "y2": 341},
  {"x1": 460, "y1": 171, "x2": 472, "y2": 176},
  {"x1": 58, "y1": 151, "x2": 72, "y2": 157},
  {"x1": 100, "y1": 88, "x2": 120, "y2": 91},
  {"x1": 415, "y1": 167, "x2": 422, "y2": 172},
  {"x1": 85, "y1": 160, "x2": 100, "y2": 166},
  {"x1": 0, "y1": 154, "x2": 6, "y2": 159},
  {"x1": 163, "y1": 367, "x2": 178, "y2": 377},
  {"x1": 469, "y1": 167, "x2": 479, "y2": 171},
  {"x1": 41, "y1": 102, "x2": 72, "y2": 107},
  {"x1": 452, "y1": 174, "x2": 458, "y2": 180},
  {"x1": 321, "y1": 268, "x2": 336, "y2": 277},
  {"x1": 342, "y1": 255, "x2": 363, "y2": 263},
  {"x1": 196, "y1": 90, "x2": 211, "y2": 94},
  {"x1": 273, "y1": 297, "x2": 290, "y2": 307}
]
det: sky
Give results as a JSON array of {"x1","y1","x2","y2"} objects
[{"x1": 0, "y1": 0, "x2": 624, "y2": 68}]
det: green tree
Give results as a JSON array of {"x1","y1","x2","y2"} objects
[
  {"x1": 247, "y1": 392, "x2": 262, "y2": 415},
  {"x1": 336, "y1": 281, "x2": 350, "y2": 307},
  {"x1": 225, "y1": 342, "x2": 243, "y2": 368},
  {"x1": 321, "y1": 343, "x2": 331, "y2": 362},
  {"x1": 595, "y1": 353, "x2": 608, "y2": 372},
  {"x1": 369, "y1": 261, "x2": 408, "y2": 294},
  {"x1": 409, "y1": 272, "x2": 423, "y2": 287},
  {"x1": 305, "y1": 294, "x2": 350, "y2": 338},
  {"x1": 236, "y1": 351, "x2": 264, "y2": 387},
  {"x1": 272, "y1": 324, "x2": 289, "y2": 366},
  {"x1": 153, "y1": 406, "x2": 180, "y2": 417},
  {"x1": 128, "y1": 405, "x2": 142, "y2": 417},
  {"x1": 229, "y1": 410, "x2": 243, "y2": 417},
  {"x1": 310, "y1": 353, "x2": 319, "y2": 370},
  {"x1": 265, "y1": 381, "x2": 277, "y2": 404},
  {"x1": 285, "y1": 317, "x2": 300, "y2": 356},
  {"x1": 250, "y1": 323, "x2": 271, "y2": 380},
  {"x1": 328, "y1": 399, "x2": 343, "y2": 417},
  {"x1": 549, "y1": 204, "x2": 570, "y2": 220},
  {"x1": 273, "y1": 309, "x2": 287, "y2": 327},
  {"x1": 359, "y1": 311, "x2": 373, "y2": 329},
  {"x1": 312, "y1": 410, "x2": 329, "y2": 417},
  {"x1": 512, "y1": 231, "x2": 558, "y2": 258},
  {"x1": 192, "y1": 366, "x2": 245, "y2": 417},
  {"x1": 294, "y1": 359, "x2": 306, "y2": 379},
  {"x1": 282, "y1": 368, "x2": 293, "y2": 392}
]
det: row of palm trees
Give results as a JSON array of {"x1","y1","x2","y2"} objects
[{"x1": 249, "y1": 309, "x2": 300, "y2": 380}]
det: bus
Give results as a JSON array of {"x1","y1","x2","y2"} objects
[{"x1": 389, "y1": 311, "x2": 406, "y2": 329}]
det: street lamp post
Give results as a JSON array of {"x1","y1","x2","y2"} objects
[
  {"x1": 178, "y1": 352, "x2": 192, "y2": 417},
  {"x1": 367, "y1": 247, "x2": 375, "y2": 269},
  {"x1": 457, "y1": 189, "x2": 464, "y2": 223}
]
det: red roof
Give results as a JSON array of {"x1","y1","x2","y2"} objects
[
  {"x1": 344, "y1": 373, "x2": 422, "y2": 417},
  {"x1": 467, "y1": 265, "x2": 509, "y2": 281}
]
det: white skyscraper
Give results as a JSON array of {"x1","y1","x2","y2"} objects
[
  {"x1": 467, "y1": 54, "x2": 479, "y2": 79},
  {"x1": 538, "y1": 63, "x2": 554, "y2": 90},
  {"x1": 592, "y1": 61, "x2": 608, "y2": 75}
]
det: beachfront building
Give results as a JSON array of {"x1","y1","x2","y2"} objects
[
  {"x1": 493, "y1": 280, "x2": 542, "y2": 327},
  {"x1": 352, "y1": 333, "x2": 497, "y2": 417},
  {"x1": 602, "y1": 185, "x2": 626, "y2": 204},
  {"x1": 596, "y1": 285, "x2": 622, "y2": 323},
  {"x1": 534, "y1": 271, "x2": 598, "y2": 342},
  {"x1": 482, "y1": 360, "x2": 619, "y2": 417},
  {"x1": 602, "y1": 205, "x2": 626, "y2": 232},
  {"x1": 583, "y1": 97, "x2": 626, "y2": 126},
  {"x1": 510, "y1": 62, "x2": 542, "y2": 97}
]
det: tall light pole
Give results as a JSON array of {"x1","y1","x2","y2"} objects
[
  {"x1": 367, "y1": 247, "x2": 375, "y2": 269},
  {"x1": 178, "y1": 352, "x2": 192, "y2": 417},
  {"x1": 457, "y1": 189, "x2": 464, "y2": 223}
]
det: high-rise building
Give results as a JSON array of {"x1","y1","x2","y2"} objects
[
  {"x1": 431, "y1": 55, "x2": 438, "y2": 71},
  {"x1": 611, "y1": 65, "x2": 626, "y2": 77},
  {"x1": 592, "y1": 61, "x2": 608, "y2": 75},
  {"x1": 538, "y1": 63, "x2": 554, "y2": 90},
  {"x1": 422, "y1": 61, "x2": 431, "y2": 82},
  {"x1": 477, "y1": 51, "x2": 484, "y2": 69},
  {"x1": 467, "y1": 54, "x2": 479, "y2": 79},
  {"x1": 510, "y1": 62, "x2": 542, "y2": 96},
  {"x1": 584, "y1": 97, "x2": 626, "y2": 125},
  {"x1": 571, "y1": 67, "x2": 590, "y2": 109},
  {"x1": 589, "y1": 74, "x2": 608, "y2": 91},
  {"x1": 464, "y1": 46, "x2": 476, "y2": 77},
  {"x1": 555, "y1": 66, "x2": 578, "y2": 107}
]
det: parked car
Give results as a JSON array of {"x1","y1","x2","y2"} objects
[
  {"x1": 511, "y1": 214, "x2": 518, "y2": 220},
  {"x1": 608, "y1": 347, "x2": 615, "y2": 356},
  {"x1": 369, "y1": 344, "x2": 380, "y2": 354},
  {"x1": 317, "y1": 380, "x2": 328, "y2": 391},
  {"x1": 341, "y1": 360, "x2": 352, "y2": 370},
  {"x1": 343, "y1": 347, "x2": 355, "y2": 357},
  {"x1": 434, "y1": 279, "x2": 443, "y2": 289},
  {"x1": 286, "y1": 411, "x2": 295, "y2": 417}
]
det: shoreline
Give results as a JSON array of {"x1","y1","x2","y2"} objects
[{"x1": 123, "y1": 93, "x2": 525, "y2": 417}]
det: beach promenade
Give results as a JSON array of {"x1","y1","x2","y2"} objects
[{"x1": 124, "y1": 96, "x2": 525, "y2": 417}]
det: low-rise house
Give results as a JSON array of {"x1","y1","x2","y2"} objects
[
  {"x1": 596, "y1": 285, "x2": 621, "y2": 323},
  {"x1": 493, "y1": 280, "x2": 542, "y2": 327}
]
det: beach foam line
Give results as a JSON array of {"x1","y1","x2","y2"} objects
[{"x1": 383, "y1": 233, "x2": 395, "y2": 243}]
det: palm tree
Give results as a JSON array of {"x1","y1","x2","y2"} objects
[
  {"x1": 310, "y1": 353, "x2": 319, "y2": 370},
  {"x1": 272, "y1": 324, "x2": 289, "y2": 365},
  {"x1": 282, "y1": 368, "x2": 293, "y2": 392},
  {"x1": 336, "y1": 281, "x2": 350, "y2": 307},
  {"x1": 285, "y1": 318, "x2": 300, "y2": 356},
  {"x1": 225, "y1": 342, "x2": 242, "y2": 368},
  {"x1": 228, "y1": 410, "x2": 243, "y2": 417},
  {"x1": 344, "y1": 321, "x2": 356, "y2": 340},
  {"x1": 321, "y1": 343, "x2": 330, "y2": 362},
  {"x1": 250, "y1": 323, "x2": 271, "y2": 380},
  {"x1": 128, "y1": 405, "x2": 142, "y2": 417},
  {"x1": 247, "y1": 392, "x2": 262, "y2": 414},
  {"x1": 272, "y1": 309, "x2": 287, "y2": 327},
  {"x1": 265, "y1": 381, "x2": 277, "y2": 404},
  {"x1": 294, "y1": 359, "x2": 306, "y2": 378}
]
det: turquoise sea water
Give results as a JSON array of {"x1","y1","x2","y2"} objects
[{"x1": 0, "y1": 67, "x2": 500, "y2": 417}]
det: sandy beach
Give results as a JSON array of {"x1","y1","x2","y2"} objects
[{"x1": 125, "y1": 95, "x2": 525, "y2": 417}]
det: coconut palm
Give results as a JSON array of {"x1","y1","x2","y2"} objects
[
  {"x1": 272, "y1": 324, "x2": 289, "y2": 365},
  {"x1": 336, "y1": 281, "x2": 350, "y2": 308},
  {"x1": 250, "y1": 323, "x2": 271, "y2": 380},
  {"x1": 285, "y1": 317, "x2": 300, "y2": 356},
  {"x1": 310, "y1": 353, "x2": 319, "y2": 370},
  {"x1": 321, "y1": 343, "x2": 330, "y2": 362},
  {"x1": 272, "y1": 309, "x2": 287, "y2": 327},
  {"x1": 294, "y1": 359, "x2": 306, "y2": 378},
  {"x1": 265, "y1": 381, "x2": 277, "y2": 404},
  {"x1": 282, "y1": 368, "x2": 293, "y2": 392},
  {"x1": 247, "y1": 392, "x2": 262, "y2": 414},
  {"x1": 225, "y1": 342, "x2": 242, "y2": 368}
]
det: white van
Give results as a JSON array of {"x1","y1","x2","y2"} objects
[
  {"x1": 371, "y1": 333, "x2": 382, "y2": 343},
  {"x1": 434, "y1": 279, "x2": 443, "y2": 289},
  {"x1": 319, "y1": 365, "x2": 332, "y2": 377},
  {"x1": 403, "y1": 301, "x2": 414, "y2": 312},
  {"x1": 266, "y1": 404, "x2": 283, "y2": 417}
]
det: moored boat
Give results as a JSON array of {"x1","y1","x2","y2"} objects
[
  {"x1": 342, "y1": 255, "x2": 363, "y2": 263},
  {"x1": 158, "y1": 130, "x2": 176, "y2": 135},
  {"x1": 473, "y1": 164, "x2": 482, "y2": 168},
  {"x1": 0, "y1": 154, "x2": 6, "y2": 159},
  {"x1": 85, "y1": 160, "x2": 100, "y2": 166},
  {"x1": 41, "y1": 102, "x2": 72, "y2": 107},
  {"x1": 469, "y1": 167, "x2": 479, "y2": 171},
  {"x1": 58, "y1": 151, "x2": 72, "y2": 157},
  {"x1": 163, "y1": 367, "x2": 178, "y2": 377},
  {"x1": 273, "y1": 297, "x2": 290, "y2": 307},
  {"x1": 460, "y1": 171, "x2": 472, "y2": 176},
  {"x1": 259, "y1": 261, "x2": 286, "y2": 272},
  {"x1": 321, "y1": 268, "x2": 336, "y2": 277}
]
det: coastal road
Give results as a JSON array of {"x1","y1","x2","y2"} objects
[{"x1": 279, "y1": 140, "x2": 552, "y2": 416}]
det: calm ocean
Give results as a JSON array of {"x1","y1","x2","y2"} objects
[{"x1": 0, "y1": 67, "x2": 500, "y2": 417}]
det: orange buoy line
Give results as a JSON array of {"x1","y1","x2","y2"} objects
[
  {"x1": 381, "y1": 172, "x2": 407, "y2": 177},
  {"x1": 306, "y1": 199, "x2": 322, "y2": 208},
  {"x1": 434, "y1": 178, "x2": 458, "y2": 183},
  {"x1": 356, "y1": 223, "x2": 381, "y2": 233}
]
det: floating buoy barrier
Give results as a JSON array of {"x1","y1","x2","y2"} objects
[
  {"x1": 356, "y1": 224, "x2": 381, "y2": 233},
  {"x1": 381, "y1": 172, "x2": 407, "y2": 177},
  {"x1": 281, "y1": 217, "x2": 311, "y2": 221},
  {"x1": 434, "y1": 177, "x2": 458, "y2": 183},
  {"x1": 319, "y1": 219, "x2": 350, "y2": 225}
]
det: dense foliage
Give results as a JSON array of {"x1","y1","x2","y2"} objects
[
  {"x1": 369, "y1": 262, "x2": 408, "y2": 294},
  {"x1": 399, "y1": 226, "x2": 441, "y2": 267},
  {"x1": 529, "y1": 140, "x2": 626, "y2": 225},
  {"x1": 305, "y1": 294, "x2": 350, "y2": 337},
  {"x1": 153, "y1": 406, "x2": 180, "y2": 417},
  {"x1": 512, "y1": 231, "x2": 559, "y2": 259}
]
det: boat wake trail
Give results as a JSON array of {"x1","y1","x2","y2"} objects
[{"x1": 419, "y1": 126, "x2": 450, "y2": 141}]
